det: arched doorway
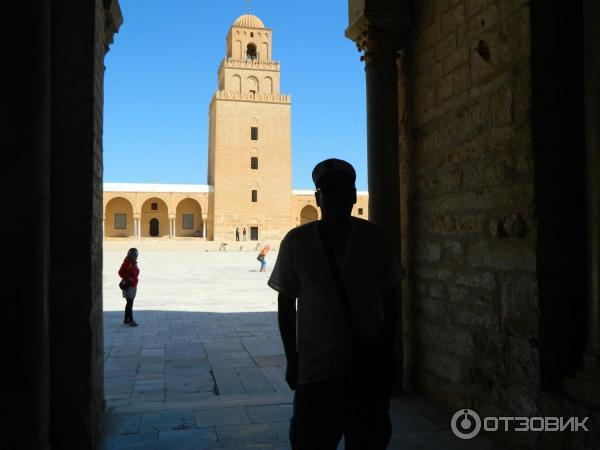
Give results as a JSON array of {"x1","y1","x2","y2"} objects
[
  {"x1": 140, "y1": 197, "x2": 169, "y2": 237},
  {"x1": 149, "y1": 218, "x2": 159, "y2": 236},
  {"x1": 300, "y1": 205, "x2": 318, "y2": 225}
]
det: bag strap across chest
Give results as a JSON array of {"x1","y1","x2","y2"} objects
[{"x1": 317, "y1": 221, "x2": 357, "y2": 340}]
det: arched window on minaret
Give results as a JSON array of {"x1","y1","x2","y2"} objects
[
  {"x1": 232, "y1": 75, "x2": 241, "y2": 93},
  {"x1": 263, "y1": 77, "x2": 273, "y2": 94},
  {"x1": 248, "y1": 76, "x2": 258, "y2": 94},
  {"x1": 261, "y1": 42, "x2": 269, "y2": 60},
  {"x1": 246, "y1": 43, "x2": 257, "y2": 60}
]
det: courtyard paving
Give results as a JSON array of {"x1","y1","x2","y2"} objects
[{"x1": 99, "y1": 240, "x2": 510, "y2": 450}]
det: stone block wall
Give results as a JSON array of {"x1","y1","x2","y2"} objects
[
  {"x1": 49, "y1": 0, "x2": 117, "y2": 448},
  {"x1": 403, "y1": 1, "x2": 541, "y2": 448},
  {"x1": 402, "y1": 0, "x2": 592, "y2": 448}
]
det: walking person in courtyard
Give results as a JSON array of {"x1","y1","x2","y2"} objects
[
  {"x1": 235, "y1": 227, "x2": 240, "y2": 241},
  {"x1": 243, "y1": 227, "x2": 247, "y2": 241},
  {"x1": 268, "y1": 158, "x2": 404, "y2": 450},
  {"x1": 119, "y1": 247, "x2": 140, "y2": 327},
  {"x1": 257, "y1": 244, "x2": 270, "y2": 272}
]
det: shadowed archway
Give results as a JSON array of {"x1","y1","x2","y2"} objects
[{"x1": 299, "y1": 204, "x2": 318, "y2": 225}]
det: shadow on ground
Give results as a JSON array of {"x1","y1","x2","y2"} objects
[{"x1": 100, "y1": 310, "x2": 509, "y2": 450}]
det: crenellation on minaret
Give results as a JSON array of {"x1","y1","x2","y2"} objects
[
  {"x1": 217, "y1": 58, "x2": 282, "y2": 95},
  {"x1": 211, "y1": 91, "x2": 290, "y2": 104}
]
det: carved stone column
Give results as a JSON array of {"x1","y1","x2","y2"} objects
[
  {"x1": 346, "y1": 1, "x2": 411, "y2": 392},
  {"x1": 134, "y1": 215, "x2": 141, "y2": 240},
  {"x1": 564, "y1": 0, "x2": 600, "y2": 405},
  {"x1": 346, "y1": 5, "x2": 410, "y2": 248},
  {"x1": 166, "y1": 216, "x2": 175, "y2": 239}
]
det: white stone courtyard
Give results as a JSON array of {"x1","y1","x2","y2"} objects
[
  {"x1": 100, "y1": 240, "x2": 509, "y2": 450},
  {"x1": 103, "y1": 239, "x2": 279, "y2": 314}
]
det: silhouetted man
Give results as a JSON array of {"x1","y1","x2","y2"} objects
[
  {"x1": 235, "y1": 227, "x2": 240, "y2": 241},
  {"x1": 268, "y1": 158, "x2": 404, "y2": 450}
]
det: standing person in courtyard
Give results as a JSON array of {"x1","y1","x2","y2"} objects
[
  {"x1": 235, "y1": 227, "x2": 240, "y2": 241},
  {"x1": 243, "y1": 227, "x2": 247, "y2": 241},
  {"x1": 119, "y1": 247, "x2": 140, "y2": 327},
  {"x1": 257, "y1": 244, "x2": 270, "y2": 272},
  {"x1": 268, "y1": 159, "x2": 404, "y2": 450}
]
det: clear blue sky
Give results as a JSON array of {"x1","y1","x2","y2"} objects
[{"x1": 104, "y1": 0, "x2": 367, "y2": 190}]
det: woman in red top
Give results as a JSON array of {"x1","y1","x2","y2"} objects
[{"x1": 118, "y1": 248, "x2": 140, "y2": 326}]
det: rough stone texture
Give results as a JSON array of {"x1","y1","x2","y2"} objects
[
  {"x1": 399, "y1": 1, "x2": 596, "y2": 449},
  {"x1": 48, "y1": 1, "x2": 115, "y2": 448},
  {"x1": 401, "y1": 1, "x2": 542, "y2": 448}
]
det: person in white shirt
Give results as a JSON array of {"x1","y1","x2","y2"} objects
[{"x1": 268, "y1": 158, "x2": 404, "y2": 450}]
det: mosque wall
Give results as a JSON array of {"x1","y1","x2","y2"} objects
[
  {"x1": 398, "y1": 1, "x2": 591, "y2": 448},
  {"x1": 402, "y1": 4, "x2": 540, "y2": 447}
]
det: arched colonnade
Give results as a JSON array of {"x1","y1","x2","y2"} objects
[{"x1": 103, "y1": 185, "x2": 210, "y2": 239}]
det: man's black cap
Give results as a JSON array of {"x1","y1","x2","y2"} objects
[{"x1": 311, "y1": 158, "x2": 356, "y2": 187}]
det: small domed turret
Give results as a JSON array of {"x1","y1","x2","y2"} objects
[{"x1": 232, "y1": 14, "x2": 265, "y2": 29}]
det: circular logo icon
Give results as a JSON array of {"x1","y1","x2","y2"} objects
[{"x1": 451, "y1": 409, "x2": 481, "y2": 439}]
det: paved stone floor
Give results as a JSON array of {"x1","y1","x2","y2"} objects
[{"x1": 99, "y1": 240, "x2": 510, "y2": 450}]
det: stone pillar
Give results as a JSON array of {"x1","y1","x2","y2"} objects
[
  {"x1": 134, "y1": 215, "x2": 141, "y2": 240},
  {"x1": 345, "y1": 5, "x2": 410, "y2": 250},
  {"x1": 203, "y1": 219, "x2": 207, "y2": 238},
  {"x1": 364, "y1": 32, "x2": 399, "y2": 239},
  {"x1": 564, "y1": 0, "x2": 600, "y2": 405},
  {"x1": 345, "y1": 0, "x2": 411, "y2": 392},
  {"x1": 168, "y1": 216, "x2": 175, "y2": 239}
]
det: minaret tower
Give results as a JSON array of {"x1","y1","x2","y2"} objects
[{"x1": 207, "y1": 12, "x2": 292, "y2": 241}]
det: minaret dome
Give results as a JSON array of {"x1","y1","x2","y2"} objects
[{"x1": 232, "y1": 14, "x2": 265, "y2": 28}]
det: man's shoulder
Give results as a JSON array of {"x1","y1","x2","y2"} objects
[
  {"x1": 282, "y1": 221, "x2": 318, "y2": 243},
  {"x1": 351, "y1": 216, "x2": 387, "y2": 236}
]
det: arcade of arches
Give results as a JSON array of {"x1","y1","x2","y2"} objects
[
  {"x1": 5, "y1": 1, "x2": 600, "y2": 450},
  {"x1": 104, "y1": 189, "x2": 207, "y2": 239},
  {"x1": 103, "y1": 186, "x2": 368, "y2": 240}
]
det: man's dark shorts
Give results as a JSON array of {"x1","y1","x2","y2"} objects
[{"x1": 290, "y1": 371, "x2": 392, "y2": 450}]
